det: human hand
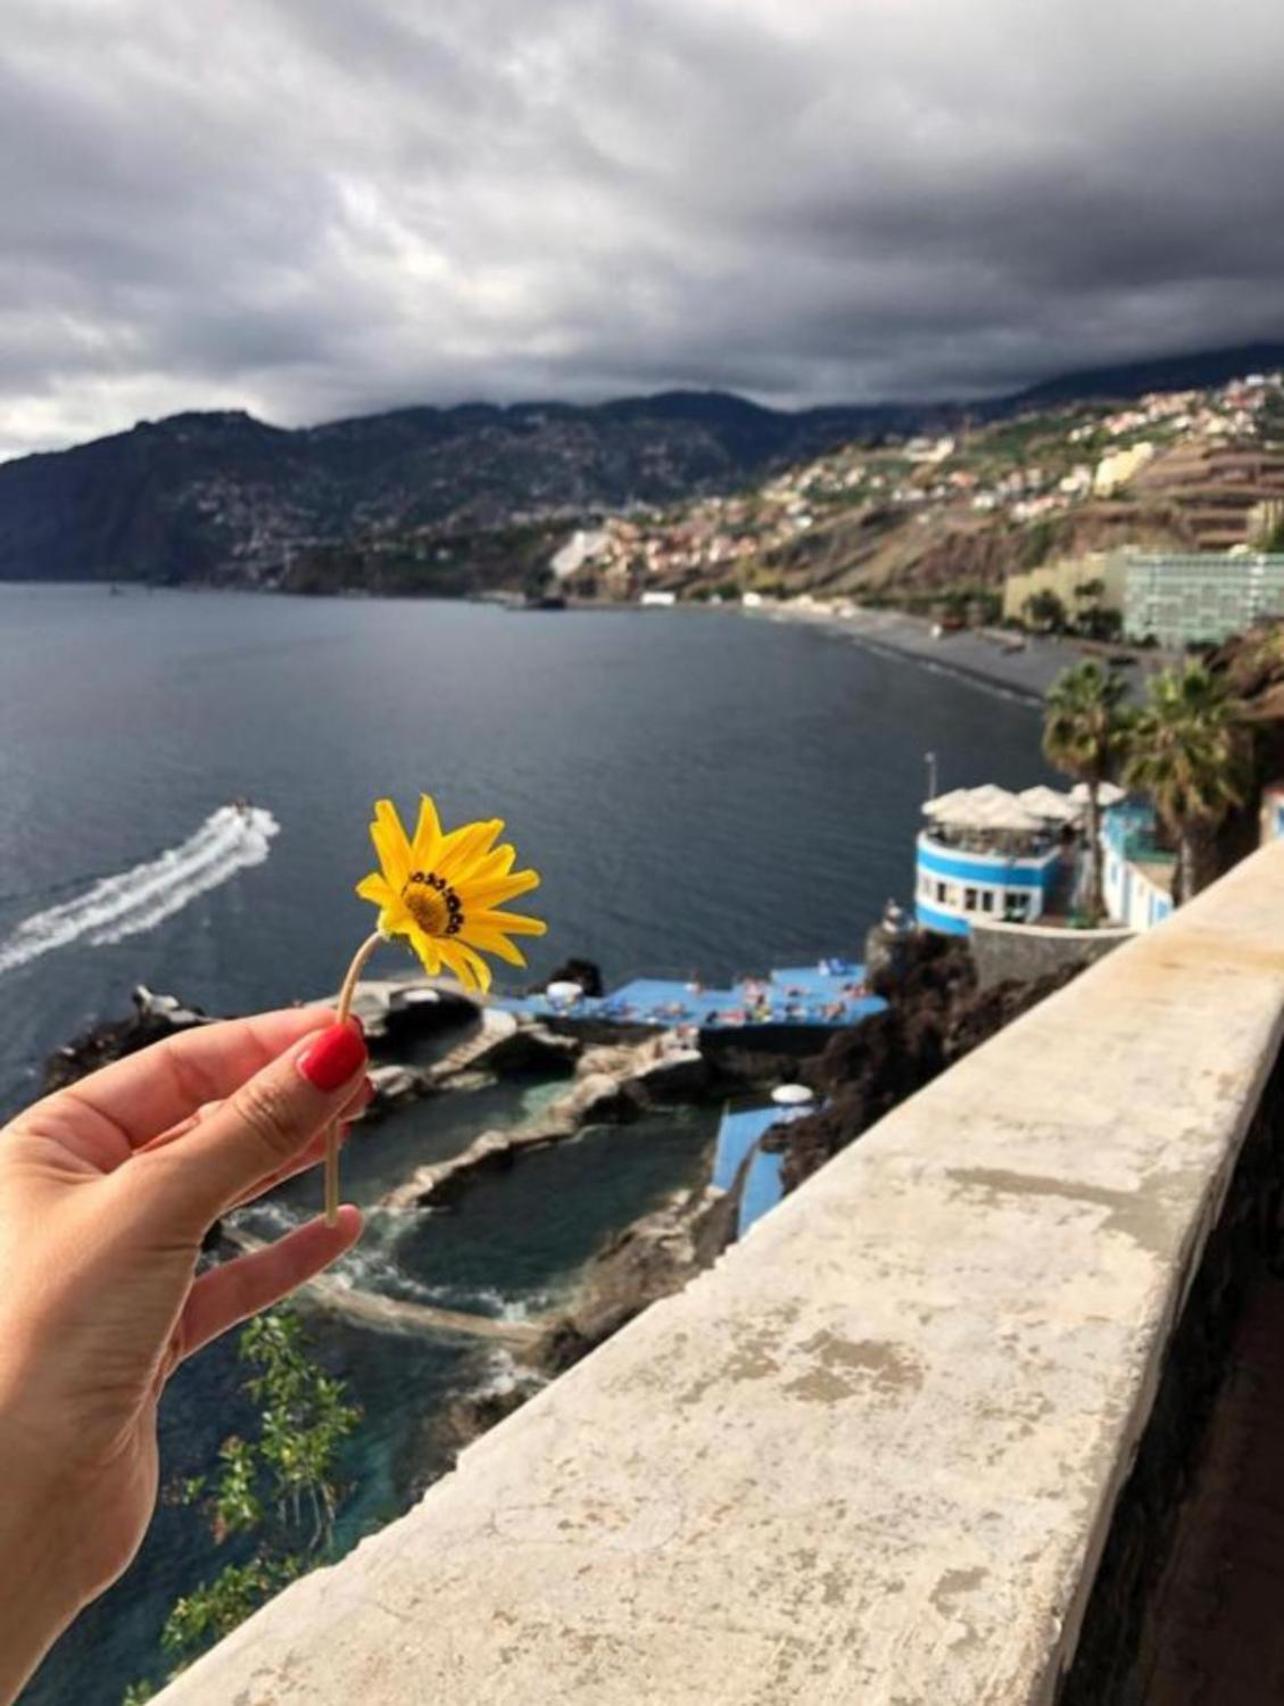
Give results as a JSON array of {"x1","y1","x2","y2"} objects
[{"x1": 0, "y1": 1008, "x2": 368, "y2": 1702}]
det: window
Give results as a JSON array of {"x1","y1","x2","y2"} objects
[
  {"x1": 936, "y1": 880, "x2": 949, "y2": 904},
  {"x1": 1005, "y1": 892, "x2": 1031, "y2": 922},
  {"x1": 964, "y1": 886, "x2": 978, "y2": 911},
  {"x1": 980, "y1": 889, "x2": 994, "y2": 914}
]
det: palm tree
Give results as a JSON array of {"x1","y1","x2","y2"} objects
[
  {"x1": 1023, "y1": 589, "x2": 1067, "y2": 633},
  {"x1": 1122, "y1": 663, "x2": 1247, "y2": 904},
  {"x1": 1043, "y1": 660, "x2": 1130, "y2": 923}
]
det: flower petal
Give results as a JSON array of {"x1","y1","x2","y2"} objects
[
  {"x1": 471, "y1": 843, "x2": 517, "y2": 880},
  {"x1": 459, "y1": 925, "x2": 528, "y2": 967},
  {"x1": 437, "y1": 818, "x2": 504, "y2": 878},
  {"x1": 371, "y1": 800, "x2": 412, "y2": 887},
  {"x1": 463, "y1": 868, "x2": 541, "y2": 908},
  {"x1": 411, "y1": 795, "x2": 443, "y2": 870},
  {"x1": 470, "y1": 906, "x2": 547, "y2": 937},
  {"x1": 454, "y1": 942, "x2": 493, "y2": 991},
  {"x1": 356, "y1": 872, "x2": 396, "y2": 906},
  {"x1": 434, "y1": 940, "x2": 468, "y2": 988},
  {"x1": 438, "y1": 938, "x2": 492, "y2": 993},
  {"x1": 404, "y1": 925, "x2": 442, "y2": 976}
]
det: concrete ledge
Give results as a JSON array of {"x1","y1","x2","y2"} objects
[
  {"x1": 154, "y1": 844, "x2": 1284, "y2": 1705},
  {"x1": 969, "y1": 917, "x2": 1137, "y2": 941},
  {"x1": 969, "y1": 915, "x2": 1135, "y2": 989}
]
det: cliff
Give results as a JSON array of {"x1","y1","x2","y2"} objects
[{"x1": 760, "y1": 935, "x2": 1084, "y2": 1192}]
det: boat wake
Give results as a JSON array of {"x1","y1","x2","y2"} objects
[{"x1": 0, "y1": 804, "x2": 280, "y2": 975}]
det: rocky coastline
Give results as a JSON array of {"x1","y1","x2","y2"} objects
[{"x1": 45, "y1": 940, "x2": 1082, "y2": 1398}]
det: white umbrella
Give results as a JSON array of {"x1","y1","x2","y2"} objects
[
  {"x1": 545, "y1": 980, "x2": 584, "y2": 1005},
  {"x1": 771, "y1": 1083, "x2": 816, "y2": 1124},
  {"x1": 967, "y1": 783, "x2": 1018, "y2": 810},
  {"x1": 1069, "y1": 782, "x2": 1126, "y2": 808},
  {"x1": 925, "y1": 788, "x2": 1002, "y2": 830},
  {"x1": 771, "y1": 1083, "x2": 815, "y2": 1107},
  {"x1": 928, "y1": 785, "x2": 1044, "y2": 834},
  {"x1": 966, "y1": 785, "x2": 1045, "y2": 833},
  {"x1": 1018, "y1": 785, "x2": 1081, "y2": 823},
  {"x1": 923, "y1": 788, "x2": 970, "y2": 819}
]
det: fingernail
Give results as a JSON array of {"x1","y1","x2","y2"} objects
[{"x1": 297, "y1": 1021, "x2": 367, "y2": 1092}]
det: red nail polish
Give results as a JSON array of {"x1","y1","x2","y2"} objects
[{"x1": 298, "y1": 1021, "x2": 367, "y2": 1092}]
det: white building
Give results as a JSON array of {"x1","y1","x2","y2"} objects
[
  {"x1": 915, "y1": 786, "x2": 1071, "y2": 935},
  {"x1": 1101, "y1": 802, "x2": 1175, "y2": 931}
]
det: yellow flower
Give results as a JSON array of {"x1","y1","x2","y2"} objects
[{"x1": 355, "y1": 796, "x2": 546, "y2": 993}]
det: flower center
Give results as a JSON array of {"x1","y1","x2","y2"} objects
[{"x1": 402, "y1": 870, "x2": 465, "y2": 937}]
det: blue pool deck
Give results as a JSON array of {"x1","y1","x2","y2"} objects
[
  {"x1": 495, "y1": 960, "x2": 887, "y2": 1033},
  {"x1": 712, "y1": 1104, "x2": 796, "y2": 1236}
]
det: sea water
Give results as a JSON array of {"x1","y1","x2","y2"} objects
[{"x1": 0, "y1": 586, "x2": 1051, "y2": 1701}]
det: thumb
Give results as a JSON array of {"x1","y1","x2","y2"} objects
[{"x1": 136, "y1": 1019, "x2": 367, "y2": 1229}]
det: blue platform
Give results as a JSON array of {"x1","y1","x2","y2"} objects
[
  {"x1": 712, "y1": 1103, "x2": 795, "y2": 1236},
  {"x1": 493, "y1": 960, "x2": 885, "y2": 1033}
]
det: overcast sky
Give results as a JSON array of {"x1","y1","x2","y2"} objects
[{"x1": 3, "y1": 0, "x2": 1284, "y2": 460}]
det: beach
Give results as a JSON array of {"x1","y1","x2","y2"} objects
[{"x1": 755, "y1": 602, "x2": 1172, "y2": 703}]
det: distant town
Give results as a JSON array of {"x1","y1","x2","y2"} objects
[
  {"x1": 8, "y1": 354, "x2": 1284, "y2": 652},
  {"x1": 540, "y1": 367, "x2": 1284, "y2": 651}
]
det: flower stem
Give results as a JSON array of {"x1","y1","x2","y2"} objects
[{"x1": 325, "y1": 931, "x2": 383, "y2": 1226}]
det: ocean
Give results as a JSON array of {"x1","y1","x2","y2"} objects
[{"x1": 0, "y1": 585, "x2": 1051, "y2": 1702}]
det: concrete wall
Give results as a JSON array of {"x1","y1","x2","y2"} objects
[
  {"x1": 1102, "y1": 810, "x2": 1176, "y2": 933},
  {"x1": 969, "y1": 915, "x2": 1134, "y2": 989},
  {"x1": 1061, "y1": 1050, "x2": 1284, "y2": 1702},
  {"x1": 153, "y1": 843, "x2": 1284, "y2": 1706}
]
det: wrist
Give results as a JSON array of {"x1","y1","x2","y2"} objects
[
  {"x1": 0, "y1": 1340, "x2": 90, "y2": 1701},
  {"x1": 0, "y1": 1429, "x2": 85, "y2": 1704}
]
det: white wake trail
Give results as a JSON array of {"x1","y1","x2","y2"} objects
[{"x1": 0, "y1": 805, "x2": 280, "y2": 974}]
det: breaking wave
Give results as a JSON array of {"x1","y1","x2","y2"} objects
[
  {"x1": 0, "y1": 804, "x2": 279, "y2": 975},
  {"x1": 232, "y1": 1199, "x2": 536, "y2": 1320}
]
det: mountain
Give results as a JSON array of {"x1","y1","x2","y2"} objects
[
  {"x1": 0, "y1": 393, "x2": 920, "y2": 586},
  {"x1": 2, "y1": 340, "x2": 1282, "y2": 587},
  {"x1": 1006, "y1": 341, "x2": 1284, "y2": 410}
]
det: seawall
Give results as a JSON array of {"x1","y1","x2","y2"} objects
[{"x1": 968, "y1": 914, "x2": 1135, "y2": 988}]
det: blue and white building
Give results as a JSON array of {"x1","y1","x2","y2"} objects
[
  {"x1": 1101, "y1": 802, "x2": 1176, "y2": 932},
  {"x1": 915, "y1": 784, "x2": 1071, "y2": 935},
  {"x1": 914, "y1": 780, "x2": 1186, "y2": 938}
]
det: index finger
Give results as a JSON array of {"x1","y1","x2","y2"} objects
[{"x1": 44, "y1": 1008, "x2": 337, "y2": 1151}]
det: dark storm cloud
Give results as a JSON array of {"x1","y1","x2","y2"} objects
[{"x1": 2, "y1": 0, "x2": 1284, "y2": 457}]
